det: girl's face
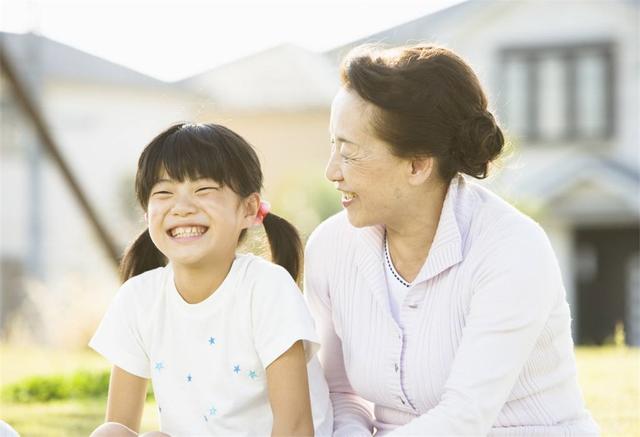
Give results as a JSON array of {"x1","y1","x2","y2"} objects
[
  {"x1": 326, "y1": 87, "x2": 410, "y2": 228},
  {"x1": 146, "y1": 170, "x2": 256, "y2": 269}
]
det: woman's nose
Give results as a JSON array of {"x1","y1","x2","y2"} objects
[{"x1": 325, "y1": 151, "x2": 343, "y2": 183}]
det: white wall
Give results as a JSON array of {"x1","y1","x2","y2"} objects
[{"x1": 1, "y1": 79, "x2": 198, "y2": 308}]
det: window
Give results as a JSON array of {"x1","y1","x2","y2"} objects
[{"x1": 500, "y1": 43, "x2": 614, "y2": 143}]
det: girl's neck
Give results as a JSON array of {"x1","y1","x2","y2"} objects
[{"x1": 172, "y1": 255, "x2": 235, "y2": 304}]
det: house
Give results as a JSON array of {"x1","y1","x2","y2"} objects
[
  {"x1": 2, "y1": 0, "x2": 637, "y2": 347},
  {"x1": 178, "y1": 44, "x2": 341, "y2": 235},
  {"x1": 0, "y1": 32, "x2": 196, "y2": 343}
]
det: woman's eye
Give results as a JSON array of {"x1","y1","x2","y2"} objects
[
  {"x1": 341, "y1": 154, "x2": 355, "y2": 162},
  {"x1": 152, "y1": 190, "x2": 172, "y2": 196}
]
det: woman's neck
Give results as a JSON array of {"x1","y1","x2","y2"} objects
[
  {"x1": 172, "y1": 255, "x2": 235, "y2": 304},
  {"x1": 385, "y1": 180, "x2": 448, "y2": 282}
]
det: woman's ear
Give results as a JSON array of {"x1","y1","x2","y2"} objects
[{"x1": 407, "y1": 156, "x2": 434, "y2": 186}]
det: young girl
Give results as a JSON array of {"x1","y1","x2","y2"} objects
[{"x1": 89, "y1": 123, "x2": 332, "y2": 437}]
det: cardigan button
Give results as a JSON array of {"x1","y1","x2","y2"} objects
[
  {"x1": 394, "y1": 363, "x2": 399, "y2": 372},
  {"x1": 408, "y1": 303, "x2": 418, "y2": 309}
]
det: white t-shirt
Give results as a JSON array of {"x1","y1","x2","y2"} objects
[{"x1": 89, "y1": 253, "x2": 333, "y2": 437}]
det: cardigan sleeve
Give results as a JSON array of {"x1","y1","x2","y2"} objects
[
  {"x1": 304, "y1": 227, "x2": 374, "y2": 437},
  {"x1": 388, "y1": 219, "x2": 561, "y2": 436}
]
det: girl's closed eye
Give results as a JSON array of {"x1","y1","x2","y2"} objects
[
  {"x1": 195, "y1": 185, "x2": 221, "y2": 196},
  {"x1": 152, "y1": 190, "x2": 172, "y2": 197},
  {"x1": 196, "y1": 186, "x2": 220, "y2": 193}
]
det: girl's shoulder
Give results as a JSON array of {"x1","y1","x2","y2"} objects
[
  {"x1": 234, "y1": 253, "x2": 297, "y2": 290},
  {"x1": 116, "y1": 265, "x2": 171, "y2": 306}
]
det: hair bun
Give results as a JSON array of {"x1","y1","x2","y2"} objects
[{"x1": 451, "y1": 110, "x2": 504, "y2": 179}]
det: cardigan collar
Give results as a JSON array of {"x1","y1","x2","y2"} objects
[{"x1": 355, "y1": 176, "x2": 466, "y2": 311}]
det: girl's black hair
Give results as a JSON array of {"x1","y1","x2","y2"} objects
[{"x1": 120, "y1": 122, "x2": 302, "y2": 283}]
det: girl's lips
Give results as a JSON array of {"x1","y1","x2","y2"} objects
[{"x1": 168, "y1": 233, "x2": 206, "y2": 243}]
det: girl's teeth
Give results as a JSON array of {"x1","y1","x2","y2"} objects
[{"x1": 171, "y1": 226, "x2": 205, "y2": 238}]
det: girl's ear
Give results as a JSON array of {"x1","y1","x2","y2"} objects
[
  {"x1": 144, "y1": 212, "x2": 148, "y2": 223},
  {"x1": 241, "y1": 193, "x2": 261, "y2": 229}
]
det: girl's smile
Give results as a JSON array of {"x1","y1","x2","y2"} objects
[
  {"x1": 146, "y1": 171, "x2": 253, "y2": 269},
  {"x1": 167, "y1": 225, "x2": 209, "y2": 240}
]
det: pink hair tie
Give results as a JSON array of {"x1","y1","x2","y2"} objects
[{"x1": 254, "y1": 200, "x2": 271, "y2": 226}]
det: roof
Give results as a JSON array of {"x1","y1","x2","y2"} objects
[
  {"x1": 484, "y1": 148, "x2": 640, "y2": 221},
  {"x1": 324, "y1": 0, "x2": 481, "y2": 63},
  {"x1": 0, "y1": 31, "x2": 167, "y2": 88},
  {"x1": 178, "y1": 44, "x2": 339, "y2": 111}
]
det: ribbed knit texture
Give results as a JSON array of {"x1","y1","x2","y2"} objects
[{"x1": 304, "y1": 176, "x2": 599, "y2": 437}]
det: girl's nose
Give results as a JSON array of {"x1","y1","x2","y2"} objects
[{"x1": 172, "y1": 194, "x2": 197, "y2": 216}]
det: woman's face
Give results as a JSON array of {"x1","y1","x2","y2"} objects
[{"x1": 326, "y1": 87, "x2": 409, "y2": 228}]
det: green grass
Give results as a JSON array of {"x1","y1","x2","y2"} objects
[
  {"x1": 0, "y1": 345, "x2": 159, "y2": 436},
  {"x1": 0, "y1": 399, "x2": 159, "y2": 437},
  {"x1": 575, "y1": 346, "x2": 640, "y2": 436},
  {"x1": 0, "y1": 344, "x2": 638, "y2": 436}
]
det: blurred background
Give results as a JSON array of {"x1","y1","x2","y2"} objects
[{"x1": 0, "y1": 0, "x2": 638, "y2": 435}]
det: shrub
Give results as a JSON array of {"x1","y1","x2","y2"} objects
[{"x1": 1, "y1": 369, "x2": 155, "y2": 403}]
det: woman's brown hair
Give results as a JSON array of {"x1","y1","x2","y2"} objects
[
  {"x1": 119, "y1": 123, "x2": 302, "y2": 283},
  {"x1": 340, "y1": 44, "x2": 504, "y2": 181}
]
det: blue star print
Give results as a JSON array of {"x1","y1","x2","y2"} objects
[
  {"x1": 248, "y1": 370, "x2": 257, "y2": 379},
  {"x1": 209, "y1": 406, "x2": 217, "y2": 416},
  {"x1": 233, "y1": 365, "x2": 240, "y2": 374},
  {"x1": 155, "y1": 362, "x2": 164, "y2": 371},
  {"x1": 187, "y1": 373, "x2": 192, "y2": 382},
  {"x1": 208, "y1": 337, "x2": 216, "y2": 345}
]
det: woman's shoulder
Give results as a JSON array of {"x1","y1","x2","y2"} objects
[
  {"x1": 464, "y1": 180, "x2": 547, "y2": 244},
  {"x1": 305, "y1": 210, "x2": 355, "y2": 254},
  {"x1": 461, "y1": 181, "x2": 556, "y2": 271}
]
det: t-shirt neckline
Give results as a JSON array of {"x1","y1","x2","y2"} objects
[{"x1": 166, "y1": 254, "x2": 246, "y2": 316}]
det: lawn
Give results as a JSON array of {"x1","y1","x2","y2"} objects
[{"x1": 0, "y1": 344, "x2": 638, "y2": 436}]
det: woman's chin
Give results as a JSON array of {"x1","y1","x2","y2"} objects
[{"x1": 345, "y1": 210, "x2": 372, "y2": 228}]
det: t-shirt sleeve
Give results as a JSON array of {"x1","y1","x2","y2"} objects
[
  {"x1": 89, "y1": 279, "x2": 151, "y2": 378},
  {"x1": 251, "y1": 265, "x2": 320, "y2": 369}
]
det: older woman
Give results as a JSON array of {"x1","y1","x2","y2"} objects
[{"x1": 304, "y1": 44, "x2": 599, "y2": 436}]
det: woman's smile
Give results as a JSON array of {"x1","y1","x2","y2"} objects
[{"x1": 340, "y1": 190, "x2": 357, "y2": 207}]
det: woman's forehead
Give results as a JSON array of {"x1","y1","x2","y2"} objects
[{"x1": 330, "y1": 89, "x2": 376, "y2": 142}]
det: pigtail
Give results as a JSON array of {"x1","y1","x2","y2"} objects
[
  {"x1": 119, "y1": 229, "x2": 167, "y2": 283},
  {"x1": 262, "y1": 213, "x2": 303, "y2": 284}
]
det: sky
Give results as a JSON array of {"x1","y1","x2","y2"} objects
[{"x1": 0, "y1": 0, "x2": 465, "y2": 81}]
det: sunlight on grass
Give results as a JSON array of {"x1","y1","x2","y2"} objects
[
  {"x1": 575, "y1": 346, "x2": 640, "y2": 437},
  {"x1": 0, "y1": 344, "x2": 638, "y2": 436},
  {"x1": 0, "y1": 399, "x2": 159, "y2": 437},
  {"x1": 0, "y1": 345, "x2": 109, "y2": 385}
]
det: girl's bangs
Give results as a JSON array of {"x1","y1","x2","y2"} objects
[{"x1": 138, "y1": 127, "x2": 233, "y2": 202}]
